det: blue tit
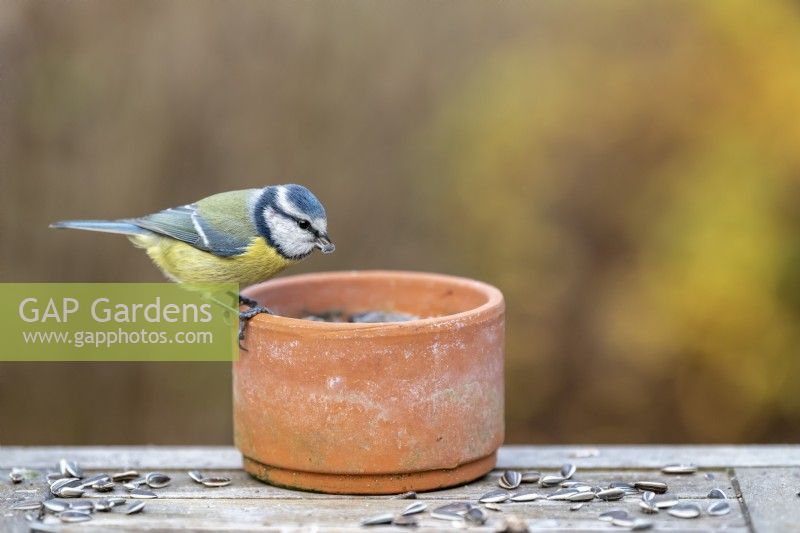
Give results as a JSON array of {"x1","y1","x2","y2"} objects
[{"x1": 51, "y1": 184, "x2": 335, "y2": 338}]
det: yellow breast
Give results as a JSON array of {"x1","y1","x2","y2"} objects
[{"x1": 131, "y1": 235, "x2": 296, "y2": 287}]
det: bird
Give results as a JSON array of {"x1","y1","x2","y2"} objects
[{"x1": 50, "y1": 184, "x2": 335, "y2": 339}]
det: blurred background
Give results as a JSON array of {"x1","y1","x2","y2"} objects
[{"x1": 2, "y1": 0, "x2": 800, "y2": 445}]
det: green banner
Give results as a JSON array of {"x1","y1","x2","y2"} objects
[{"x1": 0, "y1": 283, "x2": 239, "y2": 361}]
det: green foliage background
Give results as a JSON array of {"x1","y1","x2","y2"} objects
[{"x1": 1, "y1": 1, "x2": 799, "y2": 444}]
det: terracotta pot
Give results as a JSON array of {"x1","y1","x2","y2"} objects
[{"x1": 234, "y1": 270, "x2": 504, "y2": 494}]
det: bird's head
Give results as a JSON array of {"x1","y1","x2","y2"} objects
[{"x1": 254, "y1": 184, "x2": 334, "y2": 260}]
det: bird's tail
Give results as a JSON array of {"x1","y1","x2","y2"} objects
[{"x1": 49, "y1": 220, "x2": 149, "y2": 236}]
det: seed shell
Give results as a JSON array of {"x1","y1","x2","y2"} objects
[
  {"x1": 58, "y1": 487, "x2": 84, "y2": 498},
  {"x1": 566, "y1": 491, "x2": 595, "y2": 502},
  {"x1": 401, "y1": 501, "x2": 427, "y2": 516},
  {"x1": 130, "y1": 488, "x2": 158, "y2": 499},
  {"x1": 69, "y1": 500, "x2": 94, "y2": 511},
  {"x1": 667, "y1": 502, "x2": 701, "y2": 519},
  {"x1": 661, "y1": 464, "x2": 697, "y2": 475},
  {"x1": 188, "y1": 470, "x2": 205, "y2": 483},
  {"x1": 598, "y1": 509, "x2": 631, "y2": 522},
  {"x1": 92, "y1": 480, "x2": 115, "y2": 492},
  {"x1": 58, "y1": 459, "x2": 82, "y2": 479},
  {"x1": 560, "y1": 463, "x2": 577, "y2": 479},
  {"x1": 653, "y1": 495, "x2": 679, "y2": 509},
  {"x1": 641, "y1": 491, "x2": 655, "y2": 502},
  {"x1": 465, "y1": 506, "x2": 487, "y2": 525},
  {"x1": 146, "y1": 472, "x2": 171, "y2": 488},
  {"x1": 520, "y1": 471, "x2": 541, "y2": 483},
  {"x1": 111, "y1": 470, "x2": 139, "y2": 482},
  {"x1": 707, "y1": 500, "x2": 731, "y2": 516},
  {"x1": 78, "y1": 474, "x2": 110, "y2": 489},
  {"x1": 509, "y1": 490, "x2": 541, "y2": 502},
  {"x1": 569, "y1": 503, "x2": 583, "y2": 511},
  {"x1": 479, "y1": 490, "x2": 510, "y2": 503},
  {"x1": 125, "y1": 501, "x2": 145, "y2": 515},
  {"x1": 12, "y1": 500, "x2": 43, "y2": 511},
  {"x1": 392, "y1": 515, "x2": 419, "y2": 527},
  {"x1": 59, "y1": 510, "x2": 91, "y2": 523},
  {"x1": 634, "y1": 481, "x2": 667, "y2": 494},
  {"x1": 708, "y1": 488, "x2": 726, "y2": 499},
  {"x1": 596, "y1": 488, "x2": 625, "y2": 501},
  {"x1": 499, "y1": 470, "x2": 522, "y2": 489},
  {"x1": 430, "y1": 509, "x2": 464, "y2": 521},
  {"x1": 638, "y1": 500, "x2": 659, "y2": 514},
  {"x1": 43, "y1": 499, "x2": 69, "y2": 513},
  {"x1": 433, "y1": 502, "x2": 471, "y2": 515},
  {"x1": 361, "y1": 512, "x2": 394, "y2": 526},
  {"x1": 539, "y1": 474, "x2": 566, "y2": 487},
  {"x1": 9, "y1": 469, "x2": 24, "y2": 484},
  {"x1": 201, "y1": 476, "x2": 232, "y2": 487}
]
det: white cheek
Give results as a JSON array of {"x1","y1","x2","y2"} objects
[{"x1": 265, "y1": 210, "x2": 315, "y2": 257}]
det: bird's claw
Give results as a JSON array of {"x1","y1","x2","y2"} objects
[{"x1": 238, "y1": 298, "x2": 272, "y2": 350}]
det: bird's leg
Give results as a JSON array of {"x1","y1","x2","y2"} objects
[{"x1": 238, "y1": 293, "x2": 273, "y2": 347}]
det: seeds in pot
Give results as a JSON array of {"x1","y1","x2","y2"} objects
[
  {"x1": 111, "y1": 470, "x2": 140, "y2": 482},
  {"x1": 43, "y1": 499, "x2": 69, "y2": 513},
  {"x1": 560, "y1": 463, "x2": 577, "y2": 479},
  {"x1": 125, "y1": 501, "x2": 146, "y2": 515},
  {"x1": 465, "y1": 506, "x2": 488, "y2": 525},
  {"x1": 509, "y1": 490, "x2": 542, "y2": 502},
  {"x1": 146, "y1": 472, "x2": 171, "y2": 488},
  {"x1": 569, "y1": 503, "x2": 584, "y2": 511},
  {"x1": 539, "y1": 474, "x2": 566, "y2": 487},
  {"x1": 392, "y1": 515, "x2": 419, "y2": 527},
  {"x1": 707, "y1": 500, "x2": 731, "y2": 516},
  {"x1": 58, "y1": 487, "x2": 84, "y2": 498},
  {"x1": 401, "y1": 501, "x2": 427, "y2": 516},
  {"x1": 661, "y1": 464, "x2": 697, "y2": 475},
  {"x1": 499, "y1": 470, "x2": 522, "y2": 489},
  {"x1": 520, "y1": 471, "x2": 541, "y2": 484},
  {"x1": 667, "y1": 502, "x2": 702, "y2": 518},
  {"x1": 93, "y1": 480, "x2": 115, "y2": 492},
  {"x1": 130, "y1": 488, "x2": 158, "y2": 499},
  {"x1": 479, "y1": 490, "x2": 511, "y2": 503},
  {"x1": 566, "y1": 491, "x2": 595, "y2": 502},
  {"x1": 12, "y1": 500, "x2": 43, "y2": 511},
  {"x1": 653, "y1": 495, "x2": 679, "y2": 509},
  {"x1": 201, "y1": 476, "x2": 232, "y2": 487},
  {"x1": 708, "y1": 488, "x2": 726, "y2": 499},
  {"x1": 393, "y1": 491, "x2": 417, "y2": 499},
  {"x1": 634, "y1": 481, "x2": 667, "y2": 494},
  {"x1": 596, "y1": 488, "x2": 625, "y2": 501},
  {"x1": 361, "y1": 512, "x2": 394, "y2": 526},
  {"x1": 641, "y1": 491, "x2": 655, "y2": 502},
  {"x1": 598, "y1": 509, "x2": 631, "y2": 522},
  {"x1": 639, "y1": 501, "x2": 659, "y2": 514},
  {"x1": 58, "y1": 510, "x2": 91, "y2": 523}
]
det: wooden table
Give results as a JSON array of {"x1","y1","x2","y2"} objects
[{"x1": 2, "y1": 445, "x2": 799, "y2": 532}]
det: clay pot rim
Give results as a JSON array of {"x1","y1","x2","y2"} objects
[{"x1": 242, "y1": 270, "x2": 504, "y2": 336}]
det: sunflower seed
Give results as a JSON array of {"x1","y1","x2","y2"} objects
[
  {"x1": 201, "y1": 476, "x2": 232, "y2": 487},
  {"x1": 125, "y1": 501, "x2": 145, "y2": 515},
  {"x1": 392, "y1": 515, "x2": 419, "y2": 527},
  {"x1": 653, "y1": 495, "x2": 679, "y2": 509},
  {"x1": 401, "y1": 501, "x2": 427, "y2": 516},
  {"x1": 560, "y1": 463, "x2": 576, "y2": 479},
  {"x1": 69, "y1": 500, "x2": 94, "y2": 512},
  {"x1": 484, "y1": 503, "x2": 504, "y2": 512},
  {"x1": 596, "y1": 488, "x2": 625, "y2": 501},
  {"x1": 539, "y1": 474, "x2": 566, "y2": 487},
  {"x1": 661, "y1": 464, "x2": 697, "y2": 475},
  {"x1": 499, "y1": 470, "x2": 522, "y2": 489},
  {"x1": 570, "y1": 503, "x2": 584, "y2": 511},
  {"x1": 509, "y1": 490, "x2": 542, "y2": 502},
  {"x1": 58, "y1": 459, "x2": 82, "y2": 479},
  {"x1": 94, "y1": 499, "x2": 113, "y2": 512},
  {"x1": 548, "y1": 487, "x2": 579, "y2": 500},
  {"x1": 9, "y1": 469, "x2": 24, "y2": 484},
  {"x1": 708, "y1": 488, "x2": 726, "y2": 499},
  {"x1": 111, "y1": 470, "x2": 140, "y2": 482},
  {"x1": 465, "y1": 506, "x2": 487, "y2": 525},
  {"x1": 668, "y1": 502, "x2": 701, "y2": 518},
  {"x1": 639, "y1": 500, "x2": 659, "y2": 514},
  {"x1": 598, "y1": 509, "x2": 631, "y2": 522},
  {"x1": 393, "y1": 491, "x2": 417, "y2": 499},
  {"x1": 634, "y1": 481, "x2": 667, "y2": 494},
  {"x1": 108, "y1": 496, "x2": 126, "y2": 506},
  {"x1": 609, "y1": 482, "x2": 636, "y2": 491},
  {"x1": 59, "y1": 510, "x2": 91, "y2": 523},
  {"x1": 50, "y1": 477, "x2": 80, "y2": 493},
  {"x1": 707, "y1": 500, "x2": 731, "y2": 516},
  {"x1": 93, "y1": 480, "x2": 115, "y2": 492},
  {"x1": 520, "y1": 471, "x2": 541, "y2": 483},
  {"x1": 611, "y1": 517, "x2": 636, "y2": 528},
  {"x1": 479, "y1": 490, "x2": 511, "y2": 503},
  {"x1": 77, "y1": 474, "x2": 110, "y2": 489},
  {"x1": 430, "y1": 509, "x2": 464, "y2": 521},
  {"x1": 566, "y1": 491, "x2": 595, "y2": 502},
  {"x1": 58, "y1": 487, "x2": 84, "y2": 498},
  {"x1": 12, "y1": 500, "x2": 42, "y2": 511},
  {"x1": 43, "y1": 499, "x2": 69, "y2": 513},
  {"x1": 123, "y1": 477, "x2": 146, "y2": 490},
  {"x1": 188, "y1": 470, "x2": 205, "y2": 483},
  {"x1": 146, "y1": 472, "x2": 171, "y2": 488},
  {"x1": 361, "y1": 512, "x2": 394, "y2": 526},
  {"x1": 130, "y1": 488, "x2": 158, "y2": 499},
  {"x1": 434, "y1": 502, "x2": 471, "y2": 515},
  {"x1": 641, "y1": 491, "x2": 655, "y2": 502},
  {"x1": 631, "y1": 518, "x2": 654, "y2": 530}
]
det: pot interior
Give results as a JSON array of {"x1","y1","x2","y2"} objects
[{"x1": 245, "y1": 271, "x2": 497, "y2": 321}]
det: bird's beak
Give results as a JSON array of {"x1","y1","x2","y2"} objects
[{"x1": 315, "y1": 235, "x2": 335, "y2": 254}]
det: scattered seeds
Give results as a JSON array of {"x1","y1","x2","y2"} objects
[
  {"x1": 499, "y1": 470, "x2": 522, "y2": 489},
  {"x1": 392, "y1": 515, "x2": 419, "y2": 527},
  {"x1": 708, "y1": 488, "x2": 726, "y2": 499},
  {"x1": 638, "y1": 500, "x2": 659, "y2": 514},
  {"x1": 361, "y1": 512, "x2": 394, "y2": 526},
  {"x1": 146, "y1": 472, "x2": 171, "y2": 489},
  {"x1": 631, "y1": 518, "x2": 654, "y2": 530},
  {"x1": 401, "y1": 501, "x2": 427, "y2": 516},
  {"x1": 93, "y1": 480, "x2": 115, "y2": 492},
  {"x1": 77, "y1": 474, "x2": 110, "y2": 489},
  {"x1": 539, "y1": 474, "x2": 566, "y2": 487},
  {"x1": 611, "y1": 517, "x2": 636, "y2": 528},
  {"x1": 479, "y1": 489, "x2": 511, "y2": 503},
  {"x1": 652, "y1": 495, "x2": 679, "y2": 509},
  {"x1": 12, "y1": 500, "x2": 43, "y2": 511},
  {"x1": 634, "y1": 481, "x2": 667, "y2": 494},
  {"x1": 520, "y1": 471, "x2": 541, "y2": 483},
  {"x1": 111, "y1": 470, "x2": 140, "y2": 482},
  {"x1": 43, "y1": 500, "x2": 69, "y2": 513},
  {"x1": 708, "y1": 500, "x2": 731, "y2": 516},
  {"x1": 58, "y1": 487, "x2": 84, "y2": 498},
  {"x1": 484, "y1": 503, "x2": 504, "y2": 512},
  {"x1": 59, "y1": 459, "x2": 83, "y2": 479},
  {"x1": 569, "y1": 503, "x2": 584, "y2": 511},
  {"x1": 130, "y1": 488, "x2": 158, "y2": 499},
  {"x1": 9, "y1": 468, "x2": 25, "y2": 484},
  {"x1": 94, "y1": 499, "x2": 113, "y2": 512},
  {"x1": 126, "y1": 501, "x2": 146, "y2": 515},
  {"x1": 560, "y1": 463, "x2": 576, "y2": 479},
  {"x1": 69, "y1": 500, "x2": 94, "y2": 512},
  {"x1": 465, "y1": 506, "x2": 488, "y2": 525},
  {"x1": 668, "y1": 502, "x2": 702, "y2": 519},
  {"x1": 430, "y1": 509, "x2": 464, "y2": 521},
  {"x1": 566, "y1": 491, "x2": 595, "y2": 502},
  {"x1": 50, "y1": 477, "x2": 80, "y2": 493},
  {"x1": 59, "y1": 510, "x2": 92, "y2": 523},
  {"x1": 509, "y1": 490, "x2": 542, "y2": 502},
  {"x1": 641, "y1": 491, "x2": 655, "y2": 502},
  {"x1": 548, "y1": 487, "x2": 579, "y2": 500},
  {"x1": 201, "y1": 476, "x2": 232, "y2": 487},
  {"x1": 661, "y1": 464, "x2": 697, "y2": 475},
  {"x1": 598, "y1": 509, "x2": 631, "y2": 522},
  {"x1": 596, "y1": 488, "x2": 625, "y2": 501}
]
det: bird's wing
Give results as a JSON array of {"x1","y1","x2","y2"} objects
[{"x1": 131, "y1": 189, "x2": 260, "y2": 257}]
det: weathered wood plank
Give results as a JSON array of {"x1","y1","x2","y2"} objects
[
  {"x1": 11, "y1": 497, "x2": 748, "y2": 532},
  {"x1": 0, "y1": 446, "x2": 242, "y2": 469},
  {"x1": 733, "y1": 467, "x2": 800, "y2": 532}
]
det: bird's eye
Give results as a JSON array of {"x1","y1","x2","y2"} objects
[{"x1": 297, "y1": 219, "x2": 311, "y2": 230}]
